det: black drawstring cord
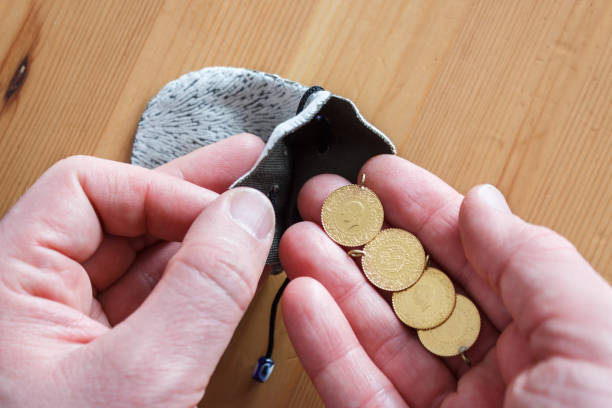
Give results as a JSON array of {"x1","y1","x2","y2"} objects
[
  {"x1": 252, "y1": 86, "x2": 324, "y2": 383},
  {"x1": 252, "y1": 277, "x2": 290, "y2": 383},
  {"x1": 296, "y1": 85, "x2": 324, "y2": 115},
  {"x1": 265, "y1": 277, "x2": 290, "y2": 358}
]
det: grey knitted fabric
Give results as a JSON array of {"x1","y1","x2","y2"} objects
[
  {"x1": 132, "y1": 68, "x2": 307, "y2": 166},
  {"x1": 131, "y1": 67, "x2": 396, "y2": 267}
]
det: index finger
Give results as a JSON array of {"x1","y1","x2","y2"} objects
[
  {"x1": 0, "y1": 156, "x2": 216, "y2": 264},
  {"x1": 359, "y1": 155, "x2": 511, "y2": 330},
  {"x1": 156, "y1": 133, "x2": 264, "y2": 192},
  {"x1": 83, "y1": 133, "x2": 265, "y2": 291}
]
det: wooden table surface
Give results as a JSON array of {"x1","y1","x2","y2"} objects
[{"x1": 1, "y1": 1, "x2": 610, "y2": 406}]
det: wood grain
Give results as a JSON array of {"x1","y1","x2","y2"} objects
[{"x1": 0, "y1": 1, "x2": 610, "y2": 406}]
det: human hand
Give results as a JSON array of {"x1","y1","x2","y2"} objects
[
  {"x1": 279, "y1": 154, "x2": 612, "y2": 407},
  {"x1": 0, "y1": 134, "x2": 275, "y2": 407}
]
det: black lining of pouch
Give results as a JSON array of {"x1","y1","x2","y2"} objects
[{"x1": 282, "y1": 96, "x2": 395, "y2": 235}]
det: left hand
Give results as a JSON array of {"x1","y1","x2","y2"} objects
[{"x1": 0, "y1": 134, "x2": 275, "y2": 407}]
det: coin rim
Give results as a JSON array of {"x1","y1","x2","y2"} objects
[
  {"x1": 321, "y1": 184, "x2": 384, "y2": 247},
  {"x1": 361, "y1": 228, "x2": 426, "y2": 291},
  {"x1": 416, "y1": 294, "x2": 481, "y2": 357},
  {"x1": 391, "y1": 267, "x2": 456, "y2": 329}
]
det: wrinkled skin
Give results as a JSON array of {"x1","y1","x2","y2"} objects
[
  {"x1": 279, "y1": 156, "x2": 612, "y2": 407},
  {"x1": 0, "y1": 134, "x2": 611, "y2": 407},
  {"x1": 0, "y1": 134, "x2": 275, "y2": 407}
]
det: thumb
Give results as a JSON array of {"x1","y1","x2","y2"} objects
[
  {"x1": 81, "y1": 187, "x2": 275, "y2": 406},
  {"x1": 459, "y1": 184, "x2": 612, "y2": 361}
]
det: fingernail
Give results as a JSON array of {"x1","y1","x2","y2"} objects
[
  {"x1": 477, "y1": 184, "x2": 511, "y2": 213},
  {"x1": 229, "y1": 188, "x2": 275, "y2": 240}
]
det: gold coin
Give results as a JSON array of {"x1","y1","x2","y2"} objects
[
  {"x1": 321, "y1": 184, "x2": 384, "y2": 247},
  {"x1": 417, "y1": 294, "x2": 480, "y2": 357},
  {"x1": 392, "y1": 267, "x2": 456, "y2": 329},
  {"x1": 361, "y1": 228, "x2": 426, "y2": 291}
]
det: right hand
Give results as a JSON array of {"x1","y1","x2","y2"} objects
[{"x1": 279, "y1": 154, "x2": 612, "y2": 407}]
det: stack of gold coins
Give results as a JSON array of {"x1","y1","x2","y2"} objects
[{"x1": 321, "y1": 177, "x2": 480, "y2": 359}]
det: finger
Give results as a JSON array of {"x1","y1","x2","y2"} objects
[
  {"x1": 88, "y1": 298, "x2": 111, "y2": 327},
  {"x1": 360, "y1": 155, "x2": 511, "y2": 330},
  {"x1": 82, "y1": 187, "x2": 274, "y2": 398},
  {"x1": 0, "y1": 157, "x2": 216, "y2": 313},
  {"x1": 82, "y1": 234, "x2": 140, "y2": 292},
  {"x1": 156, "y1": 133, "x2": 264, "y2": 192},
  {"x1": 297, "y1": 173, "x2": 396, "y2": 232},
  {"x1": 496, "y1": 322, "x2": 534, "y2": 385},
  {"x1": 459, "y1": 184, "x2": 612, "y2": 363},
  {"x1": 506, "y1": 357, "x2": 612, "y2": 407},
  {"x1": 99, "y1": 243, "x2": 273, "y2": 326},
  {"x1": 297, "y1": 173, "x2": 393, "y2": 236},
  {"x1": 1, "y1": 156, "x2": 216, "y2": 262},
  {"x1": 282, "y1": 277, "x2": 408, "y2": 408},
  {"x1": 441, "y1": 303, "x2": 499, "y2": 377},
  {"x1": 295, "y1": 173, "x2": 499, "y2": 380},
  {"x1": 297, "y1": 173, "x2": 351, "y2": 222},
  {"x1": 295, "y1": 171, "x2": 503, "y2": 378},
  {"x1": 83, "y1": 232, "x2": 159, "y2": 292},
  {"x1": 442, "y1": 349, "x2": 506, "y2": 407},
  {"x1": 97, "y1": 241, "x2": 180, "y2": 325},
  {"x1": 84, "y1": 133, "x2": 264, "y2": 291},
  {"x1": 280, "y1": 221, "x2": 456, "y2": 407}
]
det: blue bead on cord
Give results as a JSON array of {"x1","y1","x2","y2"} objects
[{"x1": 253, "y1": 356, "x2": 275, "y2": 382}]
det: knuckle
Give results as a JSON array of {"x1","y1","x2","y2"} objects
[
  {"x1": 519, "y1": 224, "x2": 578, "y2": 260},
  {"x1": 49, "y1": 155, "x2": 92, "y2": 173},
  {"x1": 509, "y1": 358, "x2": 568, "y2": 399},
  {"x1": 44, "y1": 155, "x2": 97, "y2": 183},
  {"x1": 363, "y1": 152, "x2": 396, "y2": 170},
  {"x1": 170, "y1": 241, "x2": 257, "y2": 311}
]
